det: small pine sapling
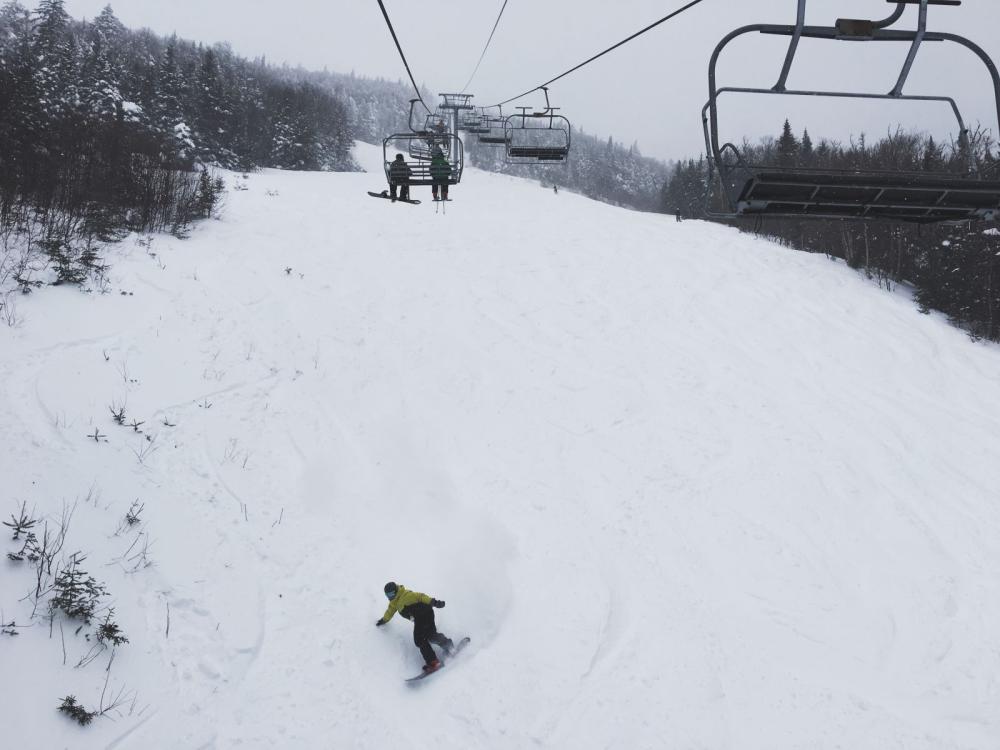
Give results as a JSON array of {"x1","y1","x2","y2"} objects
[
  {"x1": 96, "y1": 610, "x2": 128, "y2": 647},
  {"x1": 4, "y1": 502, "x2": 39, "y2": 562},
  {"x1": 58, "y1": 696, "x2": 97, "y2": 726},
  {"x1": 3, "y1": 502, "x2": 38, "y2": 540},
  {"x1": 8, "y1": 532, "x2": 40, "y2": 562},
  {"x1": 50, "y1": 554, "x2": 107, "y2": 624}
]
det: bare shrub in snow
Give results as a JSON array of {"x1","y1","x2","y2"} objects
[
  {"x1": 26, "y1": 503, "x2": 74, "y2": 612},
  {"x1": 109, "y1": 401, "x2": 127, "y2": 426},
  {"x1": 130, "y1": 435, "x2": 158, "y2": 466},
  {"x1": 123, "y1": 500, "x2": 144, "y2": 529},
  {"x1": 110, "y1": 530, "x2": 154, "y2": 574},
  {"x1": 0, "y1": 292, "x2": 22, "y2": 327}
]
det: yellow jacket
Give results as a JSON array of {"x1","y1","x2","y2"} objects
[{"x1": 379, "y1": 586, "x2": 433, "y2": 624}]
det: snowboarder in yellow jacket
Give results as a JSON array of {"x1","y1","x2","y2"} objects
[{"x1": 376, "y1": 581, "x2": 454, "y2": 672}]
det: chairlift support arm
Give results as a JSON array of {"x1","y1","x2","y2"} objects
[{"x1": 407, "y1": 99, "x2": 424, "y2": 133}]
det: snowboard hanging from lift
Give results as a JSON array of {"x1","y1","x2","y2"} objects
[{"x1": 368, "y1": 190, "x2": 421, "y2": 205}]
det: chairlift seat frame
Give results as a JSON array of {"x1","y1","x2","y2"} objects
[
  {"x1": 736, "y1": 167, "x2": 1000, "y2": 222},
  {"x1": 399, "y1": 99, "x2": 455, "y2": 161},
  {"x1": 503, "y1": 89, "x2": 572, "y2": 165},
  {"x1": 459, "y1": 110, "x2": 491, "y2": 134},
  {"x1": 478, "y1": 108, "x2": 508, "y2": 146},
  {"x1": 702, "y1": 0, "x2": 1000, "y2": 223},
  {"x1": 383, "y1": 133, "x2": 464, "y2": 187}
]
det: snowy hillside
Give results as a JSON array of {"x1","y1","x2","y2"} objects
[{"x1": 3, "y1": 143, "x2": 1000, "y2": 749}]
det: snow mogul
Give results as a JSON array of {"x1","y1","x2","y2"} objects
[{"x1": 375, "y1": 581, "x2": 454, "y2": 674}]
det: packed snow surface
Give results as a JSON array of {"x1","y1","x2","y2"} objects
[{"x1": 3, "y1": 143, "x2": 1000, "y2": 749}]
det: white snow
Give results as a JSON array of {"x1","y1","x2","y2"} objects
[{"x1": 3, "y1": 142, "x2": 1000, "y2": 749}]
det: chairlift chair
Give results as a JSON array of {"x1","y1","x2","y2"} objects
[
  {"x1": 383, "y1": 133, "x2": 464, "y2": 187},
  {"x1": 504, "y1": 88, "x2": 572, "y2": 164},
  {"x1": 408, "y1": 136, "x2": 452, "y2": 163},
  {"x1": 478, "y1": 107, "x2": 508, "y2": 146},
  {"x1": 460, "y1": 108, "x2": 491, "y2": 134},
  {"x1": 402, "y1": 99, "x2": 452, "y2": 162},
  {"x1": 702, "y1": 0, "x2": 1000, "y2": 223},
  {"x1": 423, "y1": 112, "x2": 452, "y2": 136}
]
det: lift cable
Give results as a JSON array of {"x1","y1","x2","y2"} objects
[
  {"x1": 375, "y1": 0, "x2": 431, "y2": 112},
  {"x1": 488, "y1": 0, "x2": 710, "y2": 108},
  {"x1": 460, "y1": 0, "x2": 511, "y2": 95}
]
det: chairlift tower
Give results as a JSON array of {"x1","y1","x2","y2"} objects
[{"x1": 438, "y1": 93, "x2": 475, "y2": 144}]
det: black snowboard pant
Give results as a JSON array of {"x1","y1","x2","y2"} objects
[
  {"x1": 409, "y1": 603, "x2": 453, "y2": 664},
  {"x1": 390, "y1": 182, "x2": 410, "y2": 201}
]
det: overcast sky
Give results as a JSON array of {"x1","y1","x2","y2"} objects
[{"x1": 64, "y1": 0, "x2": 1000, "y2": 162}]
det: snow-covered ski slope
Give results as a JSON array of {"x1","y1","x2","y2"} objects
[{"x1": 3, "y1": 143, "x2": 1000, "y2": 750}]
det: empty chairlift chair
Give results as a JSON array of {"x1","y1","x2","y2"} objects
[
  {"x1": 504, "y1": 88, "x2": 571, "y2": 164},
  {"x1": 478, "y1": 107, "x2": 508, "y2": 146},
  {"x1": 702, "y1": 0, "x2": 1000, "y2": 223},
  {"x1": 460, "y1": 108, "x2": 491, "y2": 134}
]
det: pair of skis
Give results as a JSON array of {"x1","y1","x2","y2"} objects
[{"x1": 405, "y1": 636, "x2": 471, "y2": 684}]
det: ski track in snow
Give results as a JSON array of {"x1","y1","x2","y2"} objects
[{"x1": 2, "y1": 142, "x2": 1000, "y2": 749}]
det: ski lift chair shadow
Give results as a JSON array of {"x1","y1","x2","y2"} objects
[{"x1": 701, "y1": 0, "x2": 1000, "y2": 223}]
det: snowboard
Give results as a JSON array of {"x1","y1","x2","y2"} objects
[
  {"x1": 405, "y1": 637, "x2": 471, "y2": 683},
  {"x1": 368, "y1": 190, "x2": 421, "y2": 205}
]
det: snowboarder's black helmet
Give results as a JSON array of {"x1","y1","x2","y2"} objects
[
  {"x1": 384, "y1": 581, "x2": 398, "y2": 599},
  {"x1": 394, "y1": 153, "x2": 404, "y2": 161}
]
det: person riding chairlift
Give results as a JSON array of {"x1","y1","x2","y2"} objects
[
  {"x1": 430, "y1": 147, "x2": 452, "y2": 202},
  {"x1": 388, "y1": 153, "x2": 412, "y2": 202}
]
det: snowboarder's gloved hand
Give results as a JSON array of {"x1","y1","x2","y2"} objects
[
  {"x1": 375, "y1": 618, "x2": 385, "y2": 627},
  {"x1": 431, "y1": 599, "x2": 445, "y2": 608}
]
